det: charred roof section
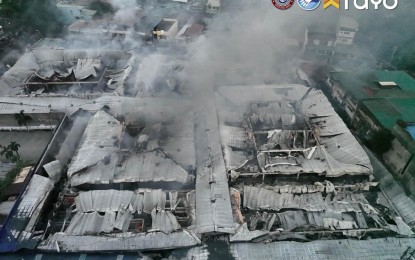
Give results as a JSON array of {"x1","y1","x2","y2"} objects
[{"x1": 214, "y1": 84, "x2": 413, "y2": 243}]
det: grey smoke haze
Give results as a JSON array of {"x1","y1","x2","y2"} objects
[
  {"x1": 109, "y1": 0, "x2": 138, "y2": 9},
  {"x1": 63, "y1": 0, "x2": 334, "y2": 89},
  {"x1": 181, "y1": 1, "x2": 326, "y2": 90},
  {"x1": 8, "y1": 0, "x2": 414, "y2": 94}
]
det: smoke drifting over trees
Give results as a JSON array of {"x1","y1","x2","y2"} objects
[
  {"x1": 1, "y1": 0, "x2": 414, "y2": 91},
  {"x1": 0, "y1": 0, "x2": 63, "y2": 35}
]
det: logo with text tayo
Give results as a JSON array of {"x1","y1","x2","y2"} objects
[
  {"x1": 272, "y1": 0, "x2": 295, "y2": 10},
  {"x1": 297, "y1": 0, "x2": 321, "y2": 10}
]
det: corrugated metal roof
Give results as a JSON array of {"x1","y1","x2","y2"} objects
[
  {"x1": 75, "y1": 189, "x2": 168, "y2": 214},
  {"x1": 151, "y1": 210, "x2": 181, "y2": 233},
  {"x1": 70, "y1": 153, "x2": 119, "y2": 186},
  {"x1": 66, "y1": 114, "x2": 193, "y2": 186},
  {"x1": 230, "y1": 223, "x2": 268, "y2": 242},
  {"x1": 159, "y1": 115, "x2": 196, "y2": 171},
  {"x1": 37, "y1": 231, "x2": 201, "y2": 252},
  {"x1": 43, "y1": 160, "x2": 61, "y2": 182},
  {"x1": 367, "y1": 147, "x2": 415, "y2": 226},
  {"x1": 67, "y1": 111, "x2": 122, "y2": 177},
  {"x1": 74, "y1": 58, "x2": 101, "y2": 80},
  {"x1": 65, "y1": 211, "x2": 133, "y2": 235},
  {"x1": 3, "y1": 174, "x2": 55, "y2": 245},
  {"x1": 243, "y1": 186, "x2": 365, "y2": 213},
  {"x1": 194, "y1": 109, "x2": 235, "y2": 234},
  {"x1": 16, "y1": 174, "x2": 54, "y2": 220},
  {"x1": 216, "y1": 85, "x2": 372, "y2": 177},
  {"x1": 277, "y1": 211, "x2": 364, "y2": 230},
  {"x1": 220, "y1": 125, "x2": 248, "y2": 150},
  {"x1": 301, "y1": 91, "x2": 372, "y2": 171},
  {"x1": 168, "y1": 245, "x2": 210, "y2": 260},
  {"x1": 330, "y1": 70, "x2": 415, "y2": 100},
  {"x1": 114, "y1": 151, "x2": 191, "y2": 184},
  {"x1": 56, "y1": 115, "x2": 90, "y2": 165},
  {"x1": 230, "y1": 238, "x2": 415, "y2": 260}
]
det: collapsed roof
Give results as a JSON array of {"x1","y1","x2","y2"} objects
[
  {"x1": 0, "y1": 49, "x2": 134, "y2": 97},
  {"x1": 32, "y1": 108, "x2": 199, "y2": 252},
  {"x1": 216, "y1": 85, "x2": 372, "y2": 178},
  {"x1": 213, "y1": 84, "x2": 414, "y2": 243},
  {"x1": 67, "y1": 111, "x2": 193, "y2": 186}
]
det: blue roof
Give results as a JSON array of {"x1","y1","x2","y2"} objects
[{"x1": 406, "y1": 125, "x2": 415, "y2": 140}]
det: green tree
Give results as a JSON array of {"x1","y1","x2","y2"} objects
[
  {"x1": 89, "y1": 0, "x2": 114, "y2": 18},
  {"x1": 9, "y1": 142, "x2": 21, "y2": 160},
  {"x1": 0, "y1": 0, "x2": 63, "y2": 35},
  {"x1": 0, "y1": 142, "x2": 21, "y2": 163},
  {"x1": 14, "y1": 110, "x2": 32, "y2": 129}
]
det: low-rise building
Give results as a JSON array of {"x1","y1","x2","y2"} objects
[
  {"x1": 303, "y1": 16, "x2": 359, "y2": 65},
  {"x1": 67, "y1": 9, "x2": 146, "y2": 38},
  {"x1": 327, "y1": 70, "x2": 415, "y2": 193},
  {"x1": 0, "y1": 48, "x2": 135, "y2": 97},
  {"x1": 336, "y1": 16, "x2": 359, "y2": 46},
  {"x1": 176, "y1": 21, "x2": 205, "y2": 43},
  {"x1": 153, "y1": 18, "x2": 179, "y2": 40},
  {"x1": 205, "y1": 0, "x2": 220, "y2": 14}
]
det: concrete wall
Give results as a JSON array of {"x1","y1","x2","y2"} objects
[
  {"x1": 336, "y1": 31, "x2": 355, "y2": 45},
  {"x1": 336, "y1": 37, "x2": 354, "y2": 45},
  {"x1": 332, "y1": 82, "x2": 347, "y2": 105},
  {"x1": 384, "y1": 138, "x2": 412, "y2": 174},
  {"x1": 166, "y1": 19, "x2": 179, "y2": 38},
  {"x1": 383, "y1": 125, "x2": 415, "y2": 195},
  {"x1": 401, "y1": 158, "x2": 415, "y2": 195},
  {"x1": 154, "y1": 19, "x2": 179, "y2": 40}
]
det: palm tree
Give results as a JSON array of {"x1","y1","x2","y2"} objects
[
  {"x1": 8, "y1": 142, "x2": 20, "y2": 160},
  {"x1": 14, "y1": 110, "x2": 32, "y2": 129},
  {"x1": 0, "y1": 142, "x2": 21, "y2": 163}
]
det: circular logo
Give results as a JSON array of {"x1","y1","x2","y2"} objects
[
  {"x1": 296, "y1": 0, "x2": 321, "y2": 10},
  {"x1": 272, "y1": 0, "x2": 295, "y2": 10}
]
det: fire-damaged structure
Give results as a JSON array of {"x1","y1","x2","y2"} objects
[
  {"x1": 215, "y1": 85, "x2": 414, "y2": 242},
  {"x1": 0, "y1": 49, "x2": 134, "y2": 97},
  {"x1": 0, "y1": 83, "x2": 415, "y2": 256},
  {"x1": 30, "y1": 103, "x2": 200, "y2": 252}
]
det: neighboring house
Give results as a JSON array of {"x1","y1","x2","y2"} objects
[
  {"x1": 68, "y1": 20, "x2": 135, "y2": 38},
  {"x1": 336, "y1": 16, "x2": 359, "y2": 46},
  {"x1": 67, "y1": 10, "x2": 146, "y2": 38},
  {"x1": 327, "y1": 70, "x2": 415, "y2": 193},
  {"x1": 176, "y1": 21, "x2": 205, "y2": 43},
  {"x1": 189, "y1": 0, "x2": 206, "y2": 12},
  {"x1": 206, "y1": 0, "x2": 220, "y2": 14},
  {"x1": 153, "y1": 18, "x2": 179, "y2": 40},
  {"x1": 56, "y1": 0, "x2": 97, "y2": 25},
  {"x1": 303, "y1": 22, "x2": 337, "y2": 58},
  {"x1": 303, "y1": 16, "x2": 359, "y2": 63}
]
